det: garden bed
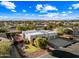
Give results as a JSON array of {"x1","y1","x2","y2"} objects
[
  {"x1": 25, "y1": 48, "x2": 47, "y2": 58},
  {"x1": 23, "y1": 44, "x2": 47, "y2": 58}
]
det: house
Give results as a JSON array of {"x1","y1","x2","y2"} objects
[{"x1": 22, "y1": 30, "x2": 57, "y2": 41}]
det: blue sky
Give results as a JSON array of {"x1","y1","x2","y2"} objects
[{"x1": 0, "y1": 1, "x2": 79, "y2": 20}]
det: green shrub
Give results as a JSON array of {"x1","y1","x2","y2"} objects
[
  {"x1": 55, "y1": 27, "x2": 73, "y2": 35},
  {"x1": 24, "y1": 39, "x2": 29, "y2": 44},
  {"x1": 16, "y1": 25, "x2": 35, "y2": 31},
  {"x1": 64, "y1": 28, "x2": 73, "y2": 35},
  {"x1": 56, "y1": 27, "x2": 65, "y2": 35},
  {"x1": 0, "y1": 28, "x2": 9, "y2": 33},
  {"x1": 34, "y1": 36, "x2": 48, "y2": 49},
  {"x1": 0, "y1": 40, "x2": 11, "y2": 57}
]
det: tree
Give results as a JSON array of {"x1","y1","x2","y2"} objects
[
  {"x1": 73, "y1": 23, "x2": 79, "y2": 26},
  {"x1": 34, "y1": 36, "x2": 48, "y2": 49},
  {"x1": 16, "y1": 25, "x2": 35, "y2": 31},
  {"x1": 43, "y1": 26, "x2": 49, "y2": 30},
  {"x1": 0, "y1": 28, "x2": 9, "y2": 33},
  {"x1": 54, "y1": 27, "x2": 73, "y2": 35},
  {"x1": 16, "y1": 26, "x2": 26, "y2": 31},
  {"x1": 55, "y1": 27, "x2": 65, "y2": 35}
]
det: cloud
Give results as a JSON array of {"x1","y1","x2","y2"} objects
[
  {"x1": 22, "y1": 9, "x2": 26, "y2": 12},
  {"x1": 0, "y1": 1, "x2": 16, "y2": 9},
  {"x1": 36, "y1": 4, "x2": 58, "y2": 13},
  {"x1": 72, "y1": 3, "x2": 79, "y2": 9},
  {"x1": 0, "y1": 16, "x2": 8, "y2": 18},
  {"x1": 38, "y1": 11, "x2": 71, "y2": 20},
  {"x1": 36, "y1": 4, "x2": 43, "y2": 11},
  {"x1": 11, "y1": 10, "x2": 16, "y2": 12},
  {"x1": 0, "y1": 1, "x2": 16, "y2": 13},
  {"x1": 62, "y1": 11, "x2": 66, "y2": 14},
  {"x1": 39, "y1": 13, "x2": 59, "y2": 18},
  {"x1": 61, "y1": 11, "x2": 68, "y2": 16},
  {"x1": 68, "y1": 7, "x2": 72, "y2": 9},
  {"x1": 0, "y1": 16, "x2": 2, "y2": 18},
  {"x1": 44, "y1": 5, "x2": 58, "y2": 11},
  {"x1": 61, "y1": 13, "x2": 68, "y2": 16},
  {"x1": 68, "y1": 11, "x2": 72, "y2": 14},
  {"x1": 45, "y1": 13, "x2": 59, "y2": 17}
]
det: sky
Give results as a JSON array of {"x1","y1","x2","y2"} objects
[{"x1": 0, "y1": 1, "x2": 79, "y2": 20}]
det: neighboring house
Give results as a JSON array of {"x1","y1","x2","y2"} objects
[{"x1": 22, "y1": 30, "x2": 57, "y2": 41}]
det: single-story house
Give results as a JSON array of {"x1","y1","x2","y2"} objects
[{"x1": 22, "y1": 30, "x2": 57, "y2": 41}]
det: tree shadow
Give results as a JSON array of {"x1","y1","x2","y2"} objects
[{"x1": 49, "y1": 50, "x2": 79, "y2": 58}]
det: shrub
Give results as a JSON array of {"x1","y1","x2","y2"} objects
[
  {"x1": 0, "y1": 39, "x2": 12, "y2": 57},
  {"x1": 34, "y1": 36, "x2": 48, "y2": 49},
  {"x1": 54, "y1": 27, "x2": 73, "y2": 35},
  {"x1": 16, "y1": 25, "x2": 35, "y2": 31},
  {"x1": 16, "y1": 26, "x2": 26, "y2": 31},
  {"x1": 24, "y1": 39, "x2": 29, "y2": 44},
  {"x1": 0, "y1": 28, "x2": 9, "y2": 33},
  {"x1": 55, "y1": 27, "x2": 65, "y2": 35},
  {"x1": 64, "y1": 28, "x2": 73, "y2": 35}
]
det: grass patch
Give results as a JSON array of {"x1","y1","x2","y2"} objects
[{"x1": 24, "y1": 44, "x2": 40, "y2": 53}]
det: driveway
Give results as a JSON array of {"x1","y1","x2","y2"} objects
[
  {"x1": 59, "y1": 42, "x2": 79, "y2": 56},
  {"x1": 48, "y1": 38, "x2": 77, "y2": 48}
]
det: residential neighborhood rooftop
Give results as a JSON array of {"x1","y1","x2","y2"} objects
[{"x1": 22, "y1": 30, "x2": 57, "y2": 36}]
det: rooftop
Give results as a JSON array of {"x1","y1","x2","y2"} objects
[{"x1": 22, "y1": 30, "x2": 57, "y2": 36}]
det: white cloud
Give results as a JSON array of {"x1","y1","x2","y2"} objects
[
  {"x1": 61, "y1": 13, "x2": 68, "y2": 16},
  {"x1": 38, "y1": 12, "x2": 71, "y2": 20},
  {"x1": 36, "y1": 4, "x2": 43, "y2": 11},
  {"x1": 22, "y1": 9, "x2": 26, "y2": 12},
  {"x1": 46, "y1": 13, "x2": 59, "y2": 17},
  {"x1": 0, "y1": 1, "x2": 16, "y2": 9},
  {"x1": 43, "y1": 5, "x2": 58, "y2": 11},
  {"x1": 39, "y1": 10, "x2": 47, "y2": 13},
  {"x1": 31, "y1": 14, "x2": 34, "y2": 16},
  {"x1": 68, "y1": 11, "x2": 72, "y2": 14},
  {"x1": 4, "y1": 16, "x2": 8, "y2": 18},
  {"x1": 61, "y1": 11, "x2": 68, "y2": 16},
  {"x1": 0, "y1": 16, "x2": 2, "y2": 18},
  {"x1": 68, "y1": 7, "x2": 72, "y2": 9},
  {"x1": 39, "y1": 13, "x2": 59, "y2": 18},
  {"x1": 61, "y1": 11, "x2": 72, "y2": 16},
  {"x1": 25, "y1": 14, "x2": 29, "y2": 16},
  {"x1": 11, "y1": 10, "x2": 16, "y2": 12},
  {"x1": 36, "y1": 4, "x2": 58, "y2": 13},
  {"x1": 62, "y1": 11, "x2": 66, "y2": 14},
  {"x1": 72, "y1": 3, "x2": 79, "y2": 9}
]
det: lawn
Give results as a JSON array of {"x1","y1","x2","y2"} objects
[{"x1": 24, "y1": 44, "x2": 40, "y2": 53}]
